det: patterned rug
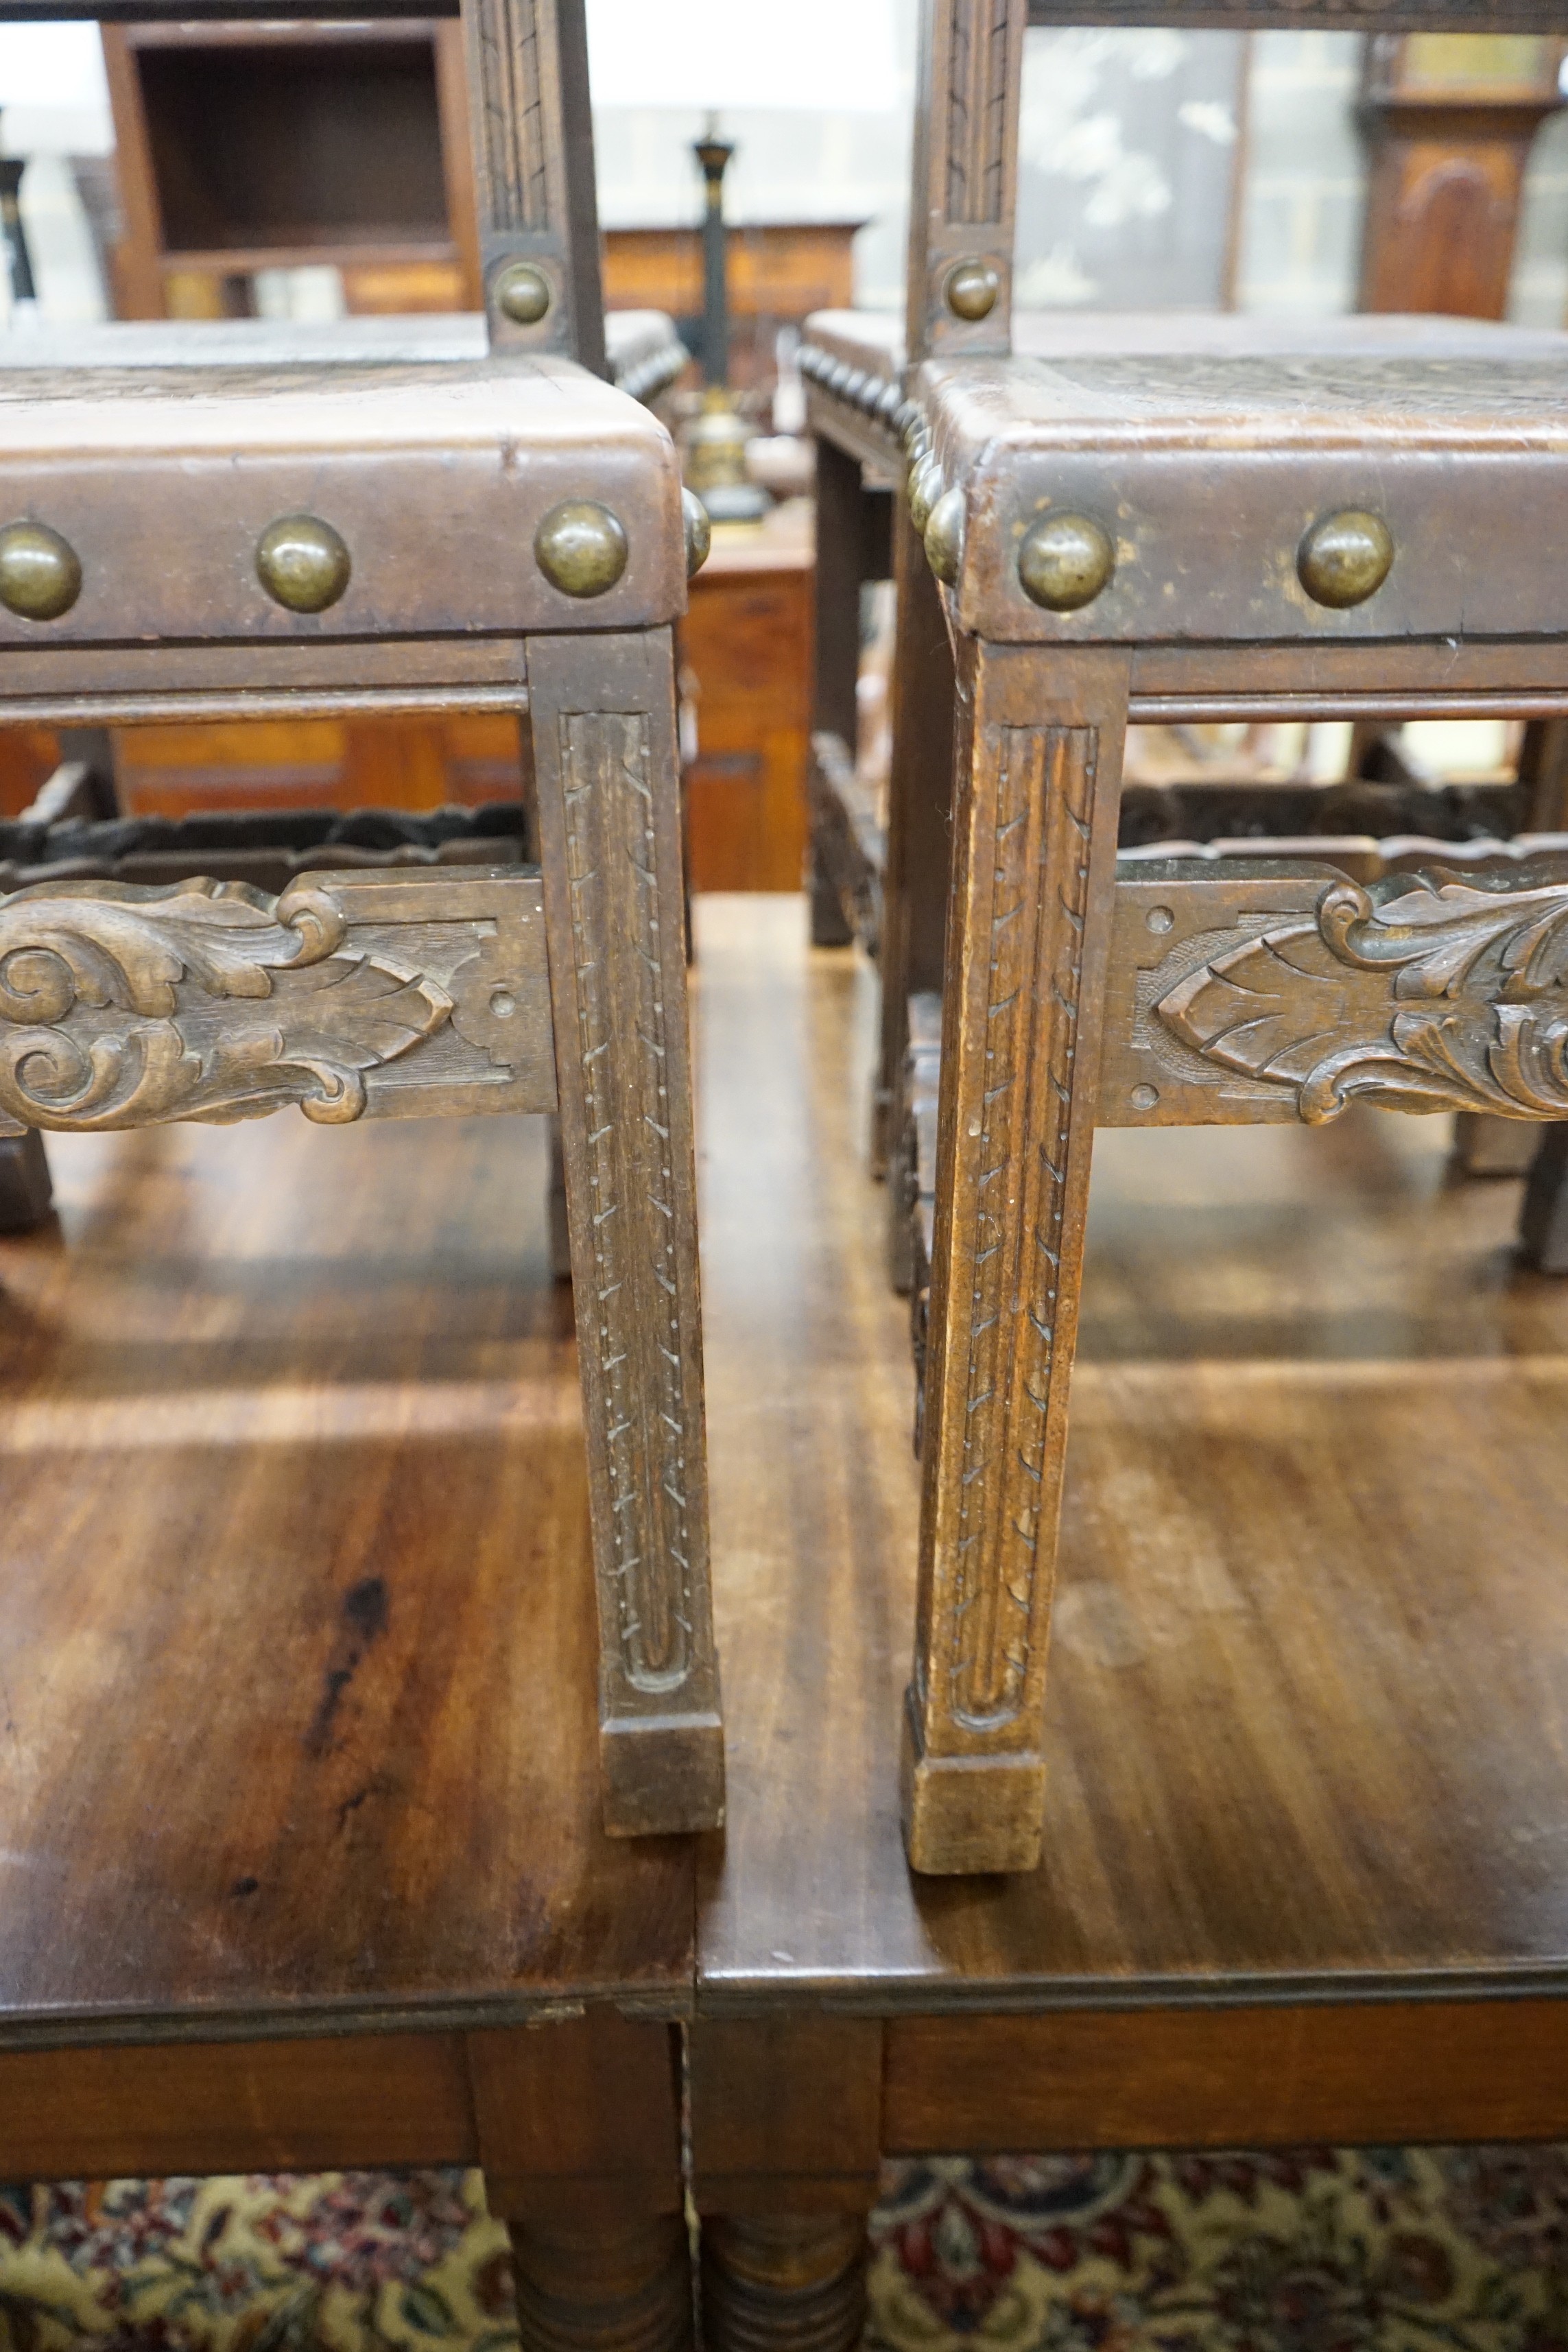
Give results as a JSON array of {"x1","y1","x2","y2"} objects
[{"x1": 1, "y1": 2150, "x2": 1567, "y2": 2351}]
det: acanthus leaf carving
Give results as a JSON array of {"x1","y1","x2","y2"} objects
[
  {"x1": 0, "y1": 876, "x2": 451, "y2": 1131},
  {"x1": 1154, "y1": 872, "x2": 1568, "y2": 1125}
]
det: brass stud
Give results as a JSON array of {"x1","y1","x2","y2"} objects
[
  {"x1": 945, "y1": 259, "x2": 1000, "y2": 322},
  {"x1": 495, "y1": 261, "x2": 553, "y2": 326},
  {"x1": 535, "y1": 499, "x2": 628, "y2": 598},
  {"x1": 908, "y1": 456, "x2": 943, "y2": 537},
  {"x1": 1297, "y1": 509, "x2": 1393, "y2": 609},
  {"x1": 682, "y1": 487, "x2": 712, "y2": 579},
  {"x1": 0, "y1": 521, "x2": 80, "y2": 621},
  {"x1": 255, "y1": 514, "x2": 351, "y2": 614},
  {"x1": 925, "y1": 486, "x2": 965, "y2": 586},
  {"x1": 1019, "y1": 512, "x2": 1115, "y2": 612}
]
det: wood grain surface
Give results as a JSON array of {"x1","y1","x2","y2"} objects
[
  {"x1": 693, "y1": 894, "x2": 1568, "y2": 2010},
  {"x1": 882, "y1": 2000, "x2": 1568, "y2": 2150},
  {"x1": 0, "y1": 1105, "x2": 692, "y2": 2045}
]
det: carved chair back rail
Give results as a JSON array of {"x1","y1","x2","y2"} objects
[{"x1": 0, "y1": 0, "x2": 722, "y2": 1842}]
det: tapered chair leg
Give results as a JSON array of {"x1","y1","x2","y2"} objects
[
  {"x1": 527, "y1": 628, "x2": 724, "y2": 1838},
  {"x1": 0, "y1": 1131, "x2": 53, "y2": 1232},
  {"x1": 903, "y1": 641, "x2": 1130, "y2": 1875},
  {"x1": 1520, "y1": 1124, "x2": 1568, "y2": 1270}
]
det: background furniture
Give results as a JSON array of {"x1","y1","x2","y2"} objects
[
  {"x1": 687, "y1": 893, "x2": 1568, "y2": 2352},
  {"x1": 1358, "y1": 30, "x2": 1564, "y2": 316},
  {"x1": 102, "y1": 16, "x2": 482, "y2": 318},
  {"x1": 602, "y1": 220, "x2": 859, "y2": 396},
  {"x1": 681, "y1": 499, "x2": 813, "y2": 892}
]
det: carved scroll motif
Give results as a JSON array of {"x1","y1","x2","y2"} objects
[
  {"x1": 945, "y1": 0, "x2": 1014, "y2": 225},
  {"x1": 1155, "y1": 872, "x2": 1568, "y2": 1124},
  {"x1": 0, "y1": 877, "x2": 451, "y2": 1130},
  {"x1": 469, "y1": 0, "x2": 551, "y2": 233},
  {"x1": 947, "y1": 724, "x2": 1095, "y2": 1732}
]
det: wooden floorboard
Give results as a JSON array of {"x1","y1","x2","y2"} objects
[{"x1": 693, "y1": 894, "x2": 1568, "y2": 2012}]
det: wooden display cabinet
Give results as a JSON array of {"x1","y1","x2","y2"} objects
[
  {"x1": 1358, "y1": 32, "x2": 1565, "y2": 316},
  {"x1": 102, "y1": 19, "x2": 482, "y2": 318}
]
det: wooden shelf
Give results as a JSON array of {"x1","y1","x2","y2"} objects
[
  {"x1": 103, "y1": 19, "x2": 481, "y2": 318},
  {"x1": 161, "y1": 237, "x2": 462, "y2": 276},
  {"x1": 693, "y1": 895, "x2": 1568, "y2": 2019},
  {"x1": 0, "y1": 1110, "x2": 692, "y2": 2048}
]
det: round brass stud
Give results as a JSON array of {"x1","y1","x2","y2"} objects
[
  {"x1": 924, "y1": 486, "x2": 965, "y2": 586},
  {"x1": 1018, "y1": 512, "x2": 1115, "y2": 613},
  {"x1": 495, "y1": 261, "x2": 553, "y2": 326},
  {"x1": 945, "y1": 259, "x2": 1001, "y2": 322},
  {"x1": 534, "y1": 499, "x2": 628, "y2": 598},
  {"x1": 908, "y1": 456, "x2": 944, "y2": 537},
  {"x1": 0, "y1": 521, "x2": 80, "y2": 621},
  {"x1": 1296, "y1": 508, "x2": 1393, "y2": 609},
  {"x1": 682, "y1": 486, "x2": 712, "y2": 580},
  {"x1": 255, "y1": 514, "x2": 351, "y2": 614}
]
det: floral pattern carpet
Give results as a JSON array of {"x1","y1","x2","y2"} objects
[{"x1": 1, "y1": 2148, "x2": 1567, "y2": 2352}]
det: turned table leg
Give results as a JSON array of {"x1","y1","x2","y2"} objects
[
  {"x1": 691, "y1": 2018, "x2": 882, "y2": 2352},
  {"x1": 471, "y1": 2012, "x2": 691, "y2": 2352},
  {"x1": 702, "y1": 2216, "x2": 868, "y2": 2352},
  {"x1": 510, "y1": 2214, "x2": 691, "y2": 2352}
]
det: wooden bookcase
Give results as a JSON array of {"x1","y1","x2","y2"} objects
[{"x1": 101, "y1": 19, "x2": 482, "y2": 318}]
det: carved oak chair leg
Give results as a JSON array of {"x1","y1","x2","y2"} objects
[
  {"x1": 527, "y1": 628, "x2": 724, "y2": 1838},
  {"x1": 510, "y1": 2216, "x2": 693, "y2": 2352},
  {"x1": 0, "y1": 1130, "x2": 53, "y2": 1232},
  {"x1": 903, "y1": 643, "x2": 1130, "y2": 1875},
  {"x1": 1519, "y1": 1125, "x2": 1568, "y2": 1270},
  {"x1": 1454, "y1": 1110, "x2": 1539, "y2": 1179},
  {"x1": 808, "y1": 838, "x2": 856, "y2": 949},
  {"x1": 877, "y1": 497, "x2": 956, "y2": 1193},
  {"x1": 701, "y1": 2217, "x2": 870, "y2": 2352},
  {"x1": 546, "y1": 1113, "x2": 572, "y2": 1281}
]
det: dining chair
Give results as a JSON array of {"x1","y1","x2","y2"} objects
[
  {"x1": 810, "y1": 0, "x2": 1568, "y2": 1875},
  {"x1": 0, "y1": 0, "x2": 721, "y2": 1841}
]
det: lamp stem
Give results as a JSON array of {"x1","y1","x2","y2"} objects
[{"x1": 693, "y1": 121, "x2": 734, "y2": 389}]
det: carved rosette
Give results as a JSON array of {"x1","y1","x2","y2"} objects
[
  {"x1": 1156, "y1": 872, "x2": 1568, "y2": 1124},
  {"x1": 0, "y1": 877, "x2": 451, "y2": 1131}
]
